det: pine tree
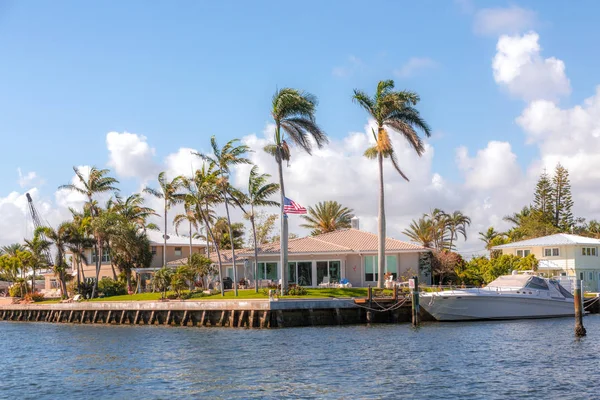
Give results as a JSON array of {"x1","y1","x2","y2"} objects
[
  {"x1": 551, "y1": 163, "x2": 574, "y2": 231},
  {"x1": 533, "y1": 170, "x2": 553, "y2": 223}
]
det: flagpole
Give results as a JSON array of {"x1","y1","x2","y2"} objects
[{"x1": 281, "y1": 213, "x2": 288, "y2": 294}]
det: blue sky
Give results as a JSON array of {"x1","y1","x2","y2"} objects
[{"x1": 3, "y1": 1, "x2": 600, "y2": 250}]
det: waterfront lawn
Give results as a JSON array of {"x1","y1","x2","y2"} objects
[{"x1": 81, "y1": 288, "x2": 391, "y2": 302}]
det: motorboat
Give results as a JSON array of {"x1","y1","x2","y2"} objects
[{"x1": 419, "y1": 272, "x2": 575, "y2": 321}]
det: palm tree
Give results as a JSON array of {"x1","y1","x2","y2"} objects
[
  {"x1": 143, "y1": 172, "x2": 183, "y2": 268},
  {"x1": 300, "y1": 201, "x2": 354, "y2": 235},
  {"x1": 65, "y1": 209, "x2": 94, "y2": 286},
  {"x1": 113, "y1": 193, "x2": 158, "y2": 231},
  {"x1": 180, "y1": 164, "x2": 226, "y2": 295},
  {"x1": 446, "y1": 211, "x2": 471, "y2": 250},
  {"x1": 353, "y1": 80, "x2": 431, "y2": 288},
  {"x1": 59, "y1": 166, "x2": 119, "y2": 297},
  {"x1": 478, "y1": 227, "x2": 500, "y2": 251},
  {"x1": 229, "y1": 165, "x2": 279, "y2": 292},
  {"x1": 265, "y1": 88, "x2": 328, "y2": 292},
  {"x1": 428, "y1": 208, "x2": 449, "y2": 250},
  {"x1": 37, "y1": 222, "x2": 72, "y2": 299},
  {"x1": 173, "y1": 199, "x2": 201, "y2": 258},
  {"x1": 403, "y1": 217, "x2": 434, "y2": 248},
  {"x1": 197, "y1": 136, "x2": 251, "y2": 296},
  {"x1": 23, "y1": 233, "x2": 50, "y2": 292},
  {"x1": 1, "y1": 243, "x2": 25, "y2": 257}
]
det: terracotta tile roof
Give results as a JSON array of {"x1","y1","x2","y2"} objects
[{"x1": 167, "y1": 229, "x2": 425, "y2": 266}]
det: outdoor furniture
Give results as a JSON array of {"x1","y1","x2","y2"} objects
[
  {"x1": 318, "y1": 276, "x2": 331, "y2": 288},
  {"x1": 338, "y1": 279, "x2": 352, "y2": 288}
]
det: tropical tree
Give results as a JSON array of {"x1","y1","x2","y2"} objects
[
  {"x1": 110, "y1": 221, "x2": 153, "y2": 289},
  {"x1": 247, "y1": 212, "x2": 278, "y2": 246},
  {"x1": 300, "y1": 201, "x2": 354, "y2": 235},
  {"x1": 229, "y1": 165, "x2": 279, "y2": 292},
  {"x1": 113, "y1": 193, "x2": 158, "y2": 231},
  {"x1": 59, "y1": 166, "x2": 119, "y2": 297},
  {"x1": 188, "y1": 253, "x2": 214, "y2": 289},
  {"x1": 403, "y1": 217, "x2": 435, "y2": 248},
  {"x1": 180, "y1": 164, "x2": 226, "y2": 295},
  {"x1": 1, "y1": 243, "x2": 25, "y2": 257},
  {"x1": 210, "y1": 218, "x2": 246, "y2": 250},
  {"x1": 37, "y1": 222, "x2": 72, "y2": 299},
  {"x1": 152, "y1": 267, "x2": 173, "y2": 299},
  {"x1": 143, "y1": 172, "x2": 183, "y2": 268},
  {"x1": 196, "y1": 136, "x2": 251, "y2": 296},
  {"x1": 264, "y1": 88, "x2": 328, "y2": 292},
  {"x1": 353, "y1": 80, "x2": 431, "y2": 288},
  {"x1": 173, "y1": 199, "x2": 201, "y2": 258},
  {"x1": 23, "y1": 232, "x2": 51, "y2": 292},
  {"x1": 446, "y1": 211, "x2": 471, "y2": 250}
]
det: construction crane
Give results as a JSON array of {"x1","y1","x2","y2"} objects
[{"x1": 26, "y1": 193, "x2": 54, "y2": 267}]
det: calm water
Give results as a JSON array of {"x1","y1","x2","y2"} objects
[{"x1": 2, "y1": 316, "x2": 600, "y2": 399}]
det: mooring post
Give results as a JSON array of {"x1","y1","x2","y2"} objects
[
  {"x1": 574, "y1": 279, "x2": 586, "y2": 337},
  {"x1": 411, "y1": 275, "x2": 420, "y2": 326}
]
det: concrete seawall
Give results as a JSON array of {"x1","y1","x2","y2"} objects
[{"x1": 0, "y1": 299, "x2": 413, "y2": 328}]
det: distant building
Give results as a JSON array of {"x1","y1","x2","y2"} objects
[
  {"x1": 43, "y1": 231, "x2": 207, "y2": 294},
  {"x1": 492, "y1": 233, "x2": 600, "y2": 291}
]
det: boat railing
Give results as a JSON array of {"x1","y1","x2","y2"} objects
[{"x1": 421, "y1": 285, "x2": 550, "y2": 297}]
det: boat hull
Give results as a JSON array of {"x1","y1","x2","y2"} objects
[{"x1": 420, "y1": 293, "x2": 574, "y2": 321}]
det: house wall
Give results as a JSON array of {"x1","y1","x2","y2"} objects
[{"x1": 150, "y1": 245, "x2": 206, "y2": 268}]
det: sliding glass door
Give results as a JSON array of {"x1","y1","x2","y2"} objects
[
  {"x1": 316, "y1": 260, "x2": 341, "y2": 284},
  {"x1": 288, "y1": 261, "x2": 313, "y2": 286}
]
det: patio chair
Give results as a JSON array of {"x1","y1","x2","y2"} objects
[
  {"x1": 319, "y1": 276, "x2": 330, "y2": 288},
  {"x1": 338, "y1": 278, "x2": 352, "y2": 288}
]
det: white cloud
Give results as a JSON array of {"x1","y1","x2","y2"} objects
[
  {"x1": 474, "y1": 6, "x2": 537, "y2": 36},
  {"x1": 163, "y1": 147, "x2": 204, "y2": 181},
  {"x1": 394, "y1": 57, "x2": 437, "y2": 78},
  {"x1": 17, "y1": 168, "x2": 40, "y2": 188},
  {"x1": 492, "y1": 32, "x2": 571, "y2": 101},
  {"x1": 106, "y1": 131, "x2": 157, "y2": 180},
  {"x1": 456, "y1": 141, "x2": 521, "y2": 190}
]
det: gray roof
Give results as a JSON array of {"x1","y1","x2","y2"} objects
[{"x1": 492, "y1": 233, "x2": 600, "y2": 249}]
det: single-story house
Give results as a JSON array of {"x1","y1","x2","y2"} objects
[
  {"x1": 168, "y1": 227, "x2": 431, "y2": 288},
  {"x1": 492, "y1": 233, "x2": 600, "y2": 291}
]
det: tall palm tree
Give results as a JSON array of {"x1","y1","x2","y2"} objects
[
  {"x1": 1, "y1": 243, "x2": 25, "y2": 257},
  {"x1": 264, "y1": 88, "x2": 328, "y2": 292},
  {"x1": 300, "y1": 201, "x2": 354, "y2": 235},
  {"x1": 65, "y1": 209, "x2": 94, "y2": 286},
  {"x1": 180, "y1": 164, "x2": 226, "y2": 296},
  {"x1": 197, "y1": 136, "x2": 251, "y2": 296},
  {"x1": 173, "y1": 199, "x2": 201, "y2": 258},
  {"x1": 143, "y1": 172, "x2": 183, "y2": 268},
  {"x1": 229, "y1": 165, "x2": 279, "y2": 292},
  {"x1": 59, "y1": 166, "x2": 119, "y2": 297},
  {"x1": 36, "y1": 222, "x2": 72, "y2": 299},
  {"x1": 353, "y1": 80, "x2": 431, "y2": 288},
  {"x1": 403, "y1": 217, "x2": 435, "y2": 248},
  {"x1": 428, "y1": 209, "x2": 449, "y2": 250},
  {"x1": 446, "y1": 210, "x2": 471, "y2": 250}
]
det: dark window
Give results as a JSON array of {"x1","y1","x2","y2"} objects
[{"x1": 526, "y1": 277, "x2": 549, "y2": 290}]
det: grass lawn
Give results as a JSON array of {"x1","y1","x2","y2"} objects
[{"x1": 75, "y1": 287, "x2": 394, "y2": 302}]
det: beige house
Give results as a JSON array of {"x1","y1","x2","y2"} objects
[
  {"x1": 493, "y1": 233, "x2": 600, "y2": 291},
  {"x1": 168, "y1": 228, "x2": 431, "y2": 288},
  {"x1": 43, "y1": 230, "x2": 207, "y2": 294}
]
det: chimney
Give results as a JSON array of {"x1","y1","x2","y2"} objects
[{"x1": 351, "y1": 216, "x2": 359, "y2": 230}]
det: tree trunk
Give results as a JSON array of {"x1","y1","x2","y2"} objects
[
  {"x1": 251, "y1": 211, "x2": 259, "y2": 293},
  {"x1": 200, "y1": 209, "x2": 224, "y2": 296},
  {"x1": 91, "y1": 238, "x2": 101, "y2": 298},
  {"x1": 31, "y1": 269, "x2": 35, "y2": 293},
  {"x1": 222, "y1": 186, "x2": 238, "y2": 296},
  {"x1": 163, "y1": 198, "x2": 168, "y2": 268},
  {"x1": 277, "y1": 147, "x2": 288, "y2": 293},
  {"x1": 205, "y1": 203, "x2": 210, "y2": 257},
  {"x1": 377, "y1": 151, "x2": 385, "y2": 289},
  {"x1": 189, "y1": 221, "x2": 193, "y2": 258}
]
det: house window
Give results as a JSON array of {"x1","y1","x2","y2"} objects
[
  {"x1": 288, "y1": 261, "x2": 312, "y2": 286},
  {"x1": 254, "y1": 262, "x2": 278, "y2": 281},
  {"x1": 316, "y1": 261, "x2": 341, "y2": 284},
  {"x1": 580, "y1": 272, "x2": 584, "y2": 280},
  {"x1": 582, "y1": 247, "x2": 597, "y2": 256},
  {"x1": 364, "y1": 255, "x2": 398, "y2": 281},
  {"x1": 92, "y1": 248, "x2": 110, "y2": 263},
  {"x1": 174, "y1": 247, "x2": 182, "y2": 257},
  {"x1": 151, "y1": 246, "x2": 157, "y2": 255},
  {"x1": 589, "y1": 272, "x2": 594, "y2": 281},
  {"x1": 516, "y1": 249, "x2": 531, "y2": 257},
  {"x1": 544, "y1": 248, "x2": 559, "y2": 257}
]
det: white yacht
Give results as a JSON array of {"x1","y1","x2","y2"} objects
[{"x1": 420, "y1": 272, "x2": 575, "y2": 321}]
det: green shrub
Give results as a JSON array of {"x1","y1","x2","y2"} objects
[
  {"x1": 286, "y1": 285, "x2": 307, "y2": 296},
  {"x1": 98, "y1": 277, "x2": 127, "y2": 297},
  {"x1": 9, "y1": 281, "x2": 30, "y2": 298},
  {"x1": 24, "y1": 292, "x2": 45, "y2": 302}
]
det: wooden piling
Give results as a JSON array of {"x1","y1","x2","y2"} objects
[
  {"x1": 133, "y1": 310, "x2": 140, "y2": 324},
  {"x1": 574, "y1": 279, "x2": 586, "y2": 337},
  {"x1": 411, "y1": 276, "x2": 420, "y2": 326},
  {"x1": 120, "y1": 310, "x2": 126, "y2": 324}
]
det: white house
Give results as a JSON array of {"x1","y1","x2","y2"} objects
[{"x1": 492, "y1": 233, "x2": 600, "y2": 291}]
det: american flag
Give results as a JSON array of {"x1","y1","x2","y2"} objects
[{"x1": 283, "y1": 197, "x2": 307, "y2": 214}]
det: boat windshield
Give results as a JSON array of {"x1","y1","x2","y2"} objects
[
  {"x1": 525, "y1": 276, "x2": 549, "y2": 290},
  {"x1": 487, "y1": 275, "x2": 531, "y2": 288}
]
